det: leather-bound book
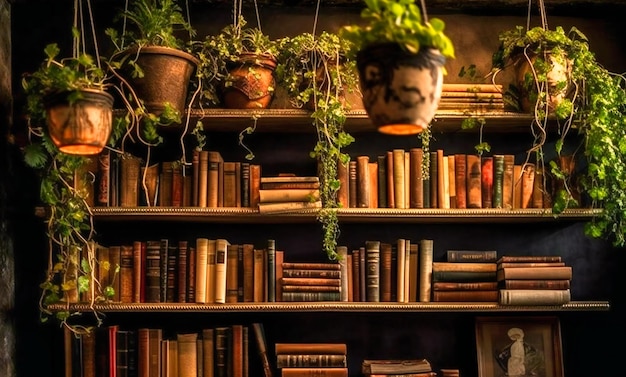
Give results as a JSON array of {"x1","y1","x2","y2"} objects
[
  {"x1": 108, "y1": 245, "x2": 122, "y2": 302},
  {"x1": 177, "y1": 240, "x2": 188, "y2": 303},
  {"x1": 466, "y1": 154, "x2": 482, "y2": 208},
  {"x1": 396, "y1": 238, "x2": 406, "y2": 303},
  {"x1": 223, "y1": 161, "x2": 238, "y2": 208},
  {"x1": 215, "y1": 327, "x2": 230, "y2": 377},
  {"x1": 159, "y1": 161, "x2": 173, "y2": 207},
  {"x1": 281, "y1": 368, "x2": 348, "y2": 377},
  {"x1": 253, "y1": 248, "x2": 265, "y2": 302},
  {"x1": 351, "y1": 249, "x2": 361, "y2": 302},
  {"x1": 81, "y1": 331, "x2": 96, "y2": 377},
  {"x1": 532, "y1": 165, "x2": 545, "y2": 208},
  {"x1": 512, "y1": 164, "x2": 523, "y2": 209},
  {"x1": 158, "y1": 239, "x2": 169, "y2": 303},
  {"x1": 241, "y1": 162, "x2": 250, "y2": 207},
  {"x1": 192, "y1": 149, "x2": 200, "y2": 206},
  {"x1": 433, "y1": 290, "x2": 499, "y2": 302},
  {"x1": 429, "y1": 151, "x2": 438, "y2": 208},
  {"x1": 365, "y1": 240, "x2": 381, "y2": 302},
  {"x1": 201, "y1": 328, "x2": 214, "y2": 377},
  {"x1": 242, "y1": 244, "x2": 255, "y2": 302},
  {"x1": 226, "y1": 243, "x2": 239, "y2": 303},
  {"x1": 502, "y1": 154, "x2": 515, "y2": 209},
  {"x1": 447, "y1": 153, "x2": 456, "y2": 208},
  {"x1": 207, "y1": 151, "x2": 222, "y2": 208},
  {"x1": 252, "y1": 323, "x2": 273, "y2": 377},
  {"x1": 171, "y1": 161, "x2": 183, "y2": 207},
  {"x1": 96, "y1": 150, "x2": 111, "y2": 206},
  {"x1": 231, "y1": 325, "x2": 244, "y2": 377},
  {"x1": 409, "y1": 148, "x2": 424, "y2": 208},
  {"x1": 120, "y1": 154, "x2": 141, "y2": 207},
  {"x1": 266, "y1": 239, "x2": 276, "y2": 302},
  {"x1": 356, "y1": 155, "x2": 370, "y2": 208},
  {"x1": 393, "y1": 149, "x2": 406, "y2": 209},
  {"x1": 377, "y1": 155, "x2": 387, "y2": 208},
  {"x1": 166, "y1": 243, "x2": 177, "y2": 302},
  {"x1": 520, "y1": 163, "x2": 536, "y2": 209},
  {"x1": 481, "y1": 156, "x2": 493, "y2": 208},
  {"x1": 369, "y1": 160, "x2": 379, "y2": 208},
  {"x1": 177, "y1": 333, "x2": 198, "y2": 377},
  {"x1": 249, "y1": 164, "x2": 261, "y2": 208},
  {"x1": 348, "y1": 160, "x2": 358, "y2": 208},
  {"x1": 187, "y1": 246, "x2": 196, "y2": 303},
  {"x1": 419, "y1": 239, "x2": 434, "y2": 302},
  {"x1": 195, "y1": 238, "x2": 209, "y2": 303},
  {"x1": 499, "y1": 289, "x2": 571, "y2": 305},
  {"x1": 380, "y1": 242, "x2": 392, "y2": 302},
  {"x1": 386, "y1": 150, "x2": 395, "y2": 208},
  {"x1": 454, "y1": 153, "x2": 467, "y2": 209},
  {"x1": 437, "y1": 150, "x2": 445, "y2": 209},
  {"x1": 493, "y1": 154, "x2": 505, "y2": 208},
  {"x1": 119, "y1": 244, "x2": 134, "y2": 303},
  {"x1": 198, "y1": 151, "x2": 209, "y2": 207},
  {"x1": 206, "y1": 239, "x2": 217, "y2": 304},
  {"x1": 337, "y1": 159, "x2": 350, "y2": 208},
  {"x1": 496, "y1": 266, "x2": 572, "y2": 281},
  {"x1": 275, "y1": 250, "x2": 284, "y2": 302}
]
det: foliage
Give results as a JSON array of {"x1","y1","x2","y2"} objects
[
  {"x1": 339, "y1": 0, "x2": 455, "y2": 60},
  {"x1": 491, "y1": 25, "x2": 626, "y2": 247}
]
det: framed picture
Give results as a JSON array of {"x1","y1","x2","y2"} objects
[{"x1": 475, "y1": 316, "x2": 563, "y2": 377}]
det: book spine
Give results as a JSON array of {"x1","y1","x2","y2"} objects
[
  {"x1": 499, "y1": 289, "x2": 571, "y2": 305},
  {"x1": 226, "y1": 243, "x2": 239, "y2": 303},
  {"x1": 497, "y1": 266, "x2": 572, "y2": 280},
  {"x1": 380, "y1": 242, "x2": 392, "y2": 302},
  {"x1": 396, "y1": 239, "x2": 406, "y2": 303},
  {"x1": 166, "y1": 244, "x2": 177, "y2": 302},
  {"x1": 348, "y1": 160, "x2": 358, "y2": 208},
  {"x1": 159, "y1": 239, "x2": 169, "y2": 302},
  {"x1": 429, "y1": 151, "x2": 438, "y2": 208},
  {"x1": 241, "y1": 162, "x2": 250, "y2": 207},
  {"x1": 410, "y1": 148, "x2": 424, "y2": 208},
  {"x1": 432, "y1": 262, "x2": 497, "y2": 272},
  {"x1": 281, "y1": 292, "x2": 341, "y2": 301},
  {"x1": 275, "y1": 343, "x2": 347, "y2": 355},
  {"x1": 171, "y1": 162, "x2": 183, "y2": 207},
  {"x1": 282, "y1": 269, "x2": 341, "y2": 278},
  {"x1": 500, "y1": 279, "x2": 571, "y2": 290},
  {"x1": 214, "y1": 239, "x2": 229, "y2": 304},
  {"x1": 432, "y1": 270, "x2": 497, "y2": 282},
  {"x1": 177, "y1": 241, "x2": 188, "y2": 303},
  {"x1": 520, "y1": 163, "x2": 535, "y2": 208},
  {"x1": 432, "y1": 290, "x2": 499, "y2": 302},
  {"x1": 497, "y1": 255, "x2": 562, "y2": 263},
  {"x1": 281, "y1": 285, "x2": 341, "y2": 292},
  {"x1": 215, "y1": 327, "x2": 229, "y2": 377},
  {"x1": 377, "y1": 155, "x2": 387, "y2": 208},
  {"x1": 97, "y1": 150, "x2": 110, "y2": 206},
  {"x1": 280, "y1": 368, "x2": 348, "y2": 377},
  {"x1": 365, "y1": 240, "x2": 380, "y2": 302},
  {"x1": 419, "y1": 239, "x2": 433, "y2": 302},
  {"x1": 481, "y1": 156, "x2": 493, "y2": 208},
  {"x1": 276, "y1": 354, "x2": 347, "y2": 368},
  {"x1": 145, "y1": 241, "x2": 161, "y2": 303},
  {"x1": 281, "y1": 263, "x2": 341, "y2": 270},
  {"x1": 351, "y1": 249, "x2": 360, "y2": 302},
  {"x1": 267, "y1": 239, "x2": 276, "y2": 302},
  {"x1": 393, "y1": 149, "x2": 406, "y2": 209},
  {"x1": 467, "y1": 154, "x2": 482, "y2": 208},
  {"x1": 446, "y1": 250, "x2": 497, "y2": 263},
  {"x1": 433, "y1": 281, "x2": 498, "y2": 291},
  {"x1": 119, "y1": 245, "x2": 134, "y2": 303},
  {"x1": 243, "y1": 244, "x2": 255, "y2": 302},
  {"x1": 280, "y1": 277, "x2": 341, "y2": 286},
  {"x1": 259, "y1": 189, "x2": 320, "y2": 203},
  {"x1": 454, "y1": 154, "x2": 467, "y2": 209},
  {"x1": 337, "y1": 246, "x2": 349, "y2": 302},
  {"x1": 187, "y1": 247, "x2": 196, "y2": 303},
  {"x1": 249, "y1": 164, "x2": 261, "y2": 208},
  {"x1": 356, "y1": 155, "x2": 371, "y2": 208},
  {"x1": 493, "y1": 154, "x2": 505, "y2": 208},
  {"x1": 252, "y1": 323, "x2": 273, "y2": 377},
  {"x1": 177, "y1": 333, "x2": 198, "y2": 377},
  {"x1": 385, "y1": 151, "x2": 395, "y2": 208},
  {"x1": 195, "y1": 238, "x2": 209, "y2": 303}
]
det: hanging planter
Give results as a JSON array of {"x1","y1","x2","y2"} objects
[
  {"x1": 45, "y1": 89, "x2": 114, "y2": 155},
  {"x1": 222, "y1": 52, "x2": 277, "y2": 109},
  {"x1": 340, "y1": 0, "x2": 455, "y2": 135}
]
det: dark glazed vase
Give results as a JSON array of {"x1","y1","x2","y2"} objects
[
  {"x1": 356, "y1": 43, "x2": 446, "y2": 135},
  {"x1": 222, "y1": 53, "x2": 277, "y2": 109}
]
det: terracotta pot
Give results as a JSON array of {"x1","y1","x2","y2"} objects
[
  {"x1": 45, "y1": 89, "x2": 114, "y2": 155},
  {"x1": 514, "y1": 50, "x2": 572, "y2": 113},
  {"x1": 222, "y1": 53, "x2": 277, "y2": 109},
  {"x1": 124, "y1": 46, "x2": 199, "y2": 115},
  {"x1": 356, "y1": 43, "x2": 446, "y2": 135}
]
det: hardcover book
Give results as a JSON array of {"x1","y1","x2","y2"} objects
[
  {"x1": 280, "y1": 368, "x2": 348, "y2": 377},
  {"x1": 365, "y1": 240, "x2": 381, "y2": 302},
  {"x1": 432, "y1": 262, "x2": 496, "y2": 272},
  {"x1": 356, "y1": 155, "x2": 371, "y2": 208},
  {"x1": 446, "y1": 250, "x2": 497, "y2": 263},
  {"x1": 499, "y1": 288, "x2": 571, "y2": 305},
  {"x1": 275, "y1": 343, "x2": 347, "y2": 355},
  {"x1": 454, "y1": 154, "x2": 467, "y2": 209},
  {"x1": 362, "y1": 359, "x2": 432, "y2": 374},
  {"x1": 433, "y1": 281, "x2": 498, "y2": 291},
  {"x1": 496, "y1": 266, "x2": 572, "y2": 281},
  {"x1": 466, "y1": 154, "x2": 482, "y2": 208},
  {"x1": 276, "y1": 355, "x2": 347, "y2": 368},
  {"x1": 432, "y1": 289, "x2": 499, "y2": 302},
  {"x1": 432, "y1": 270, "x2": 497, "y2": 282},
  {"x1": 499, "y1": 279, "x2": 571, "y2": 290}
]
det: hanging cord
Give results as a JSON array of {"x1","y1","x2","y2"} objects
[
  {"x1": 419, "y1": 0, "x2": 429, "y2": 24},
  {"x1": 527, "y1": 0, "x2": 548, "y2": 31},
  {"x1": 121, "y1": 0, "x2": 129, "y2": 50},
  {"x1": 85, "y1": 0, "x2": 102, "y2": 69},
  {"x1": 312, "y1": 0, "x2": 320, "y2": 35},
  {"x1": 73, "y1": 0, "x2": 79, "y2": 58},
  {"x1": 73, "y1": 0, "x2": 102, "y2": 68},
  {"x1": 254, "y1": 0, "x2": 262, "y2": 33}
]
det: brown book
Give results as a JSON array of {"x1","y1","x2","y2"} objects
[
  {"x1": 454, "y1": 154, "x2": 467, "y2": 209},
  {"x1": 275, "y1": 343, "x2": 347, "y2": 355},
  {"x1": 492, "y1": 154, "x2": 504, "y2": 208},
  {"x1": 499, "y1": 289, "x2": 571, "y2": 305},
  {"x1": 409, "y1": 243, "x2": 418, "y2": 302},
  {"x1": 201, "y1": 328, "x2": 215, "y2": 377},
  {"x1": 446, "y1": 250, "x2": 497, "y2": 263},
  {"x1": 386, "y1": 150, "x2": 395, "y2": 208},
  {"x1": 177, "y1": 333, "x2": 198, "y2": 377},
  {"x1": 337, "y1": 159, "x2": 349, "y2": 208},
  {"x1": 140, "y1": 162, "x2": 159, "y2": 207},
  {"x1": 498, "y1": 262, "x2": 566, "y2": 268},
  {"x1": 348, "y1": 160, "x2": 358, "y2": 208},
  {"x1": 120, "y1": 154, "x2": 141, "y2": 207},
  {"x1": 82, "y1": 331, "x2": 96, "y2": 377},
  {"x1": 214, "y1": 238, "x2": 230, "y2": 304},
  {"x1": 500, "y1": 279, "x2": 571, "y2": 290},
  {"x1": 259, "y1": 188, "x2": 320, "y2": 203},
  {"x1": 226, "y1": 243, "x2": 239, "y2": 303},
  {"x1": 432, "y1": 262, "x2": 497, "y2": 272},
  {"x1": 392, "y1": 149, "x2": 406, "y2": 209},
  {"x1": 369, "y1": 161, "x2": 379, "y2": 208},
  {"x1": 73, "y1": 154, "x2": 98, "y2": 208},
  {"x1": 96, "y1": 150, "x2": 111, "y2": 206},
  {"x1": 241, "y1": 162, "x2": 250, "y2": 207},
  {"x1": 466, "y1": 154, "x2": 482, "y2": 208},
  {"x1": 242, "y1": 244, "x2": 255, "y2": 302},
  {"x1": 396, "y1": 238, "x2": 406, "y2": 303},
  {"x1": 252, "y1": 323, "x2": 273, "y2": 377},
  {"x1": 520, "y1": 163, "x2": 535, "y2": 208},
  {"x1": 215, "y1": 327, "x2": 229, "y2": 377},
  {"x1": 275, "y1": 250, "x2": 284, "y2": 302},
  {"x1": 276, "y1": 354, "x2": 347, "y2": 368},
  {"x1": 437, "y1": 150, "x2": 446, "y2": 208},
  {"x1": 366, "y1": 374, "x2": 436, "y2": 377},
  {"x1": 497, "y1": 255, "x2": 562, "y2": 263},
  {"x1": 253, "y1": 248, "x2": 265, "y2": 302},
  {"x1": 281, "y1": 368, "x2": 348, "y2": 377},
  {"x1": 512, "y1": 164, "x2": 523, "y2": 209},
  {"x1": 250, "y1": 164, "x2": 262, "y2": 208},
  {"x1": 282, "y1": 262, "x2": 341, "y2": 270},
  {"x1": 280, "y1": 277, "x2": 341, "y2": 286},
  {"x1": 159, "y1": 161, "x2": 174, "y2": 207},
  {"x1": 282, "y1": 285, "x2": 341, "y2": 292},
  {"x1": 404, "y1": 151, "x2": 410, "y2": 208},
  {"x1": 177, "y1": 240, "x2": 188, "y2": 303},
  {"x1": 409, "y1": 148, "x2": 424, "y2": 208},
  {"x1": 187, "y1": 246, "x2": 196, "y2": 303},
  {"x1": 351, "y1": 249, "x2": 361, "y2": 302},
  {"x1": 432, "y1": 289, "x2": 499, "y2": 301},
  {"x1": 260, "y1": 181, "x2": 321, "y2": 190},
  {"x1": 497, "y1": 266, "x2": 572, "y2": 281},
  {"x1": 365, "y1": 240, "x2": 381, "y2": 302},
  {"x1": 192, "y1": 149, "x2": 200, "y2": 206},
  {"x1": 429, "y1": 151, "x2": 438, "y2": 208},
  {"x1": 119, "y1": 244, "x2": 134, "y2": 303},
  {"x1": 195, "y1": 238, "x2": 209, "y2": 303},
  {"x1": 337, "y1": 246, "x2": 349, "y2": 302},
  {"x1": 362, "y1": 359, "x2": 431, "y2": 375},
  {"x1": 419, "y1": 239, "x2": 434, "y2": 302},
  {"x1": 377, "y1": 155, "x2": 387, "y2": 208},
  {"x1": 380, "y1": 242, "x2": 393, "y2": 302},
  {"x1": 346, "y1": 253, "x2": 354, "y2": 302},
  {"x1": 138, "y1": 328, "x2": 162, "y2": 377},
  {"x1": 223, "y1": 161, "x2": 238, "y2": 207},
  {"x1": 433, "y1": 281, "x2": 498, "y2": 291},
  {"x1": 502, "y1": 154, "x2": 515, "y2": 209},
  {"x1": 356, "y1": 155, "x2": 371, "y2": 208},
  {"x1": 231, "y1": 325, "x2": 244, "y2": 377},
  {"x1": 282, "y1": 269, "x2": 341, "y2": 278},
  {"x1": 207, "y1": 151, "x2": 222, "y2": 208},
  {"x1": 96, "y1": 244, "x2": 110, "y2": 297},
  {"x1": 481, "y1": 156, "x2": 493, "y2": 208},
  {"x1": 447, "y1": 154, "x2": 456, "y2": 208},
  {"x1": 532, "y1": 165, "x2": 545, "y2": 208},
  {"x1": 258, "y1": 200, "x2": 322, "y2": 213}
]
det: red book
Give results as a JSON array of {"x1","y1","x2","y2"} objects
[{"x1": 481, "y1": 156, "x2": 493, "y2": 208}]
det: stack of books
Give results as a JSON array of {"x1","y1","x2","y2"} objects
[
  {"x1": 439, "y1": 83, "x2": 504, "y2": 111},
  {"x1": 361, "y1": 358, "x2": 435, "y2": 377},
  {"x1": 431, "y1": 250, "x2": 499, "y2": 302},
  {"x1": 280, "y1": 262, "x2": 342, "y2": 302},
  {"x1": 497, "y1": 255, "x2": 572, "y2": 305},
  {"x1": 258, "y1": 175, "x2": 322, "y2": 213},
  {"x1": 275, "y1": 343, "x2": 348, "y2": 377}
]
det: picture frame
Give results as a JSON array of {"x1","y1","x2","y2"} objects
[{"x1": 475, "y1": 316, "x2": 563, "y2": 377}]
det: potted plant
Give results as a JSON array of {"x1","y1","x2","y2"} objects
[
  {"x1": 106, "y1": 0, "x2": 200, "y2": 146},
  {"x1": 275, "y1": 31, "x2": 359, "y2": 260},
  {"x1": 490, "y1": 21, "x2": 626, "y2": 246},
  {"x1": 197, "y1": 15, "x2": 279, "y2": 109},
  {"x1": 339, "y1": 0, "x2": 455, "y2": 135}
]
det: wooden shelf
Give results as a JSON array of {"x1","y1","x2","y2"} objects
[
  {"x1": 47, "y1": 301, "x2": 610, "y2": 313},
  {"x1": 90, "y1": 207, "x2": 602, "y2": 224},
  {"x1": 141, "y1": 108, "x2": 538, "y2": 134}
]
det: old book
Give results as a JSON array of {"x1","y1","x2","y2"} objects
[
  {"x1": 214, "y1": 238, "x2": 230, "y2": 304},
  {"x1": 356, "y1": 155, "x2": 370, "y2": 208},
  {"x1": 192, "y1": 149, "x2": 200, "y2": 206},
  {"x1": 215, "y1": 327, "x2": 229, "y2": 377},
  {"x1": 231, "y1": 325, "x2": 244, "y2": 377},
  {"x1": 502, "y1": 154, "x2": 515, "y2": 209},
  {"x1": 201, "y1": 328, "x2": 215, "y2": 377},
  {"x1": 139, "y1": 328, "x2": 162, "y2": 377},
  {"x1": 446, "y1": 250, "x2": 497, "y2": 263},
  {"x1": 351, "y1": 249, "x2": 361, "y2": 302},
  {"x1": 195, "y1": 238, "x2": 209, "y2": 303},
  {"x1": 187, "y1": 246, "x2": 196, "y2": 303},
  {"x1": 336, "y1": 246, "x2": 349, "y2": 302},
  {"x1": 432, "y1": 262, "x2": 497, "y2": 272},
  {"x1": 140, "y1": 163, "x2": 159, "y2": 207},
  {"x1": 119, "y1": 244, "x2": 134, "y2": 303},
  {"x1": 512, "y1": 164, "x2": 522, "y2": 209},
  {"x1": 436, "y1": 150, "x2": 446, "y2": 209},
  {"x1": 454, "y1": 154, "x2": 467, "y2": 209},
  {"x1": 276, "y1": 354, "x2": 347, "y2": 368},
  {"x1": 166, "y1": 244, "x2": 177, "y2": 302},
  {"x1": 380, "y1": 242, "x2": 392, "y2": 302},
  {"x1": 223, "y1": 161, "x2": 238, "y2": 207},
  {"x1": 403, "y1": 239, "x2": 411, "y2": 302},
  {"x1": 365, "y1": 240, "x2": 380, "y2": 302},
  {"x1": 442, "y1": 155, "x2": 451, "y2": 208},
  {"x1": 429, "y1": 151, "x2": 438, "y2": 208},
  {"x1": 346, "y1": 253, "x2": 354, "y2": 302},
  {"x1": 281, "y1": 292, "x2": 340, "y2": 301},
  {"x1": 242, "y1": 244, "x2": 255, "y2": 302},
  {"x1": 369, "y1": 161, "x2": 379, "y2": 208},
  {"x1": 226, "y1": 243, "x2": 239, "y2": 303},
  {"x1": 250, "y1": 164, "x2": 262, "y2": 208},
  {"x1": 500, "y1": 279, "x2": 571, "y2": 290},
  {"x1": 409, "y1": 242, "x2": 418, "y2": 302},
  {"x1": 208, "y1": 151, "x2": 222, "y2": 208},
  {"x1": 143, "y1": 241, "x2": 160, "y2": 303},
  {"x1": 497, "y1": 266, "x2": 572, "y2": 281},
  {"x1": 376, "y1": 155, "x2": 387, "y2": 208},
  {"x1": 161, "y1": 339, "x2": 177, "y2": 377},
  {"x1": 520, "y1": 163, "x2": 535, "y2": 208},
  {"x1": 259, "y1": 188, "x2": 320, "y2": 203},
  {"x1": 433, "y1": 281, "x2": 498, "y2": 291},
  {"x1": 348, "y1": 160, "x2": 358, "y2": 208},
  {"x1": 96, "y1": 150, "x2": 111, "y2": 206},
  {"x1": 497, "y1": 255, "x2": 562, "y2": 263},
  {"x1": 432, "y1": 270, "x2": 497, "y2": 282},
  {"x1": 419, "y1": 239, "x2": 434, "y2": 302},
  {"x1": 275, "y1": 250, "x2": 284, "y2": 302},
  {"x1": 481, "y1": 156, "x2": 493, "y2": 208},
  {"x1": 120, "y1": 154, "x2": 141, "y2": 207},
  {"x1": 432, "y1": 289, "x2": 499, "y2": 302},
  {"x1": 177, "y1": 333, "x2": 198, "y2": 377},
  {"x1": 197, "y1": 150, "x2": 209, "y2": 207},
  {"x1": 280, "y1": 368, "x2": 348, "y2": 377},
  {"x1": 282, "y1": 262, "x2": 341, "y2": 270},
  {"x1": 409, "y1": 148, "x2": 424, "y2": 208},
  {"x1": 366, "y1": 373, "x2": 436, "y2": 377},
  {"x1": 177, "y1": 240, "x2": 188, "y2": 303},
  {"x1": 396, "y1": 238, "x2": 406, "y2": 303},
  {"x1": 159, "y1": 239, "x2": 169, "y2": 303},
  {"x1": 499, "y1": 289, "x2": 571, "y2": 305},
  {"x1": 261, "y1": 176, "x2": 320, "y2": 184},
  {"x1": 362, "y1": 359, "x2": 432, "y2": 375},
  {"x1": 447, "y1": 153, "x2": 456, "y2": 208},
  {"x1": 266, "y1": 239, "x2": 276, "y2": 302},
  {"x1": 392, "y1": 149, "x2": 406, "y2": 209},
  {"x1": 261, "y1": 180, "x2": 322, "y2": 191},
  {"x1": 466, "y1": 154, "x2": 482, "y2": 208},
  {"x1": 241, "y1": 162, "x2": 250, "y2": 207},
  {"x1": 280, "y1": 277, "x2": 341, "y2": 286},
  {"x1": 206, "y1": 239, "x2": 217, "y2": 304},
  {"x1": 281, "y1": 285, "x2": 341, "y2": 292},
  {"x1": 532, "y1": 165, "x2": 545, "y2": 208},
  {"x1": 493, "y1": 154, "x2": 504, "y2": 208},
  {"x1": 159, "y1": 161, "x2": 173, "y2": 207},
  {"x1": 258, "y1": 200, "x2": 322, "y2": 213},
  {"x1": 498, "y1": 262, "x2": 565, "y2": 268},
  {"x1": 252, "y1": 323, "x2": 273, "y2": 377},
  {"x1": 275, "y1": 343, "x2": 347, "y2": 355},
  {"x1": 337, "y1": 159, "x2": 350, "y2": 208},
  {"x1": 171, "y1": 161, "x2": 183, "y2": 207},
  {"x1": 282, "y1": 269, "x2": 341, "y2": 278},
  {"x1": 253, "y1": 248, "x2": 265, "y2": 302},
  {"x1": 108, "y1": 245, "x2": 121, "y2": 302},
  {"x1": 385, "y1": 150, "x2": 395, "y2": 208}
]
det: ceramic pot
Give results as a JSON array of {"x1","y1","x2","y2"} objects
[
  {"x1": 222, "y1": 53, "x2": 277, "y2": 109},
  {"x1": 356, "y1": 43, "x2": 446, "y2": 135},
  {"x1": 45, "y1": 89, "x2": 114, "y2": 155}
]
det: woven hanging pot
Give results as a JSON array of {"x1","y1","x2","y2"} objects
[{"x1": 222, "y1": 53, "x2": 277, "y2": 109}]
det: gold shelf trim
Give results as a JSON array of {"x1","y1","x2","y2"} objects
[{"x1": 48, "y1": 301, "x2": 609, "y2": 313}]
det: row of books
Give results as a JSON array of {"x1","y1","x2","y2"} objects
[
  {"x1": 276, "y1": 343, "x2": 348, "y2": 377},
  {"x1": 339, "y1": 150, "x2": 580, "y2": 210}
]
